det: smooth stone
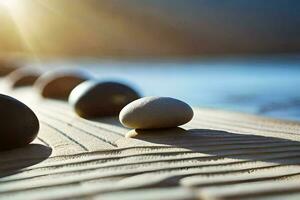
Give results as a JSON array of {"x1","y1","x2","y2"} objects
[
  {"x1": 0, "y1": 60, "x2": 18, "y2": 76},
  {"x1": 119, "y1": 96, "x2": 194, "y2": 129},
  {"x1": 35, "y1": 69, "x2": 90, "y2": 100},
  {"x1": 69, "y1": 81, "x2": 140, "y2": 118},
  {"x1": 0, "y1": 94, "x2": 39, "y2": 151},
  {"x1": 7, "y1": 68, "x2": 42, "y2": 88}
]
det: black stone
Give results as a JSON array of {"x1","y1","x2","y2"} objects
[
  {"x1": 0, "y1": 94, "x2": 39, "y2": 151},
  {"x1": 69, "y1": 81, "x2": 140, "y2": 118}
]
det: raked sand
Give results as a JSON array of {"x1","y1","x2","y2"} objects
[{"x1": 1, "y1": 86, "x2": 300, "y2": 200}]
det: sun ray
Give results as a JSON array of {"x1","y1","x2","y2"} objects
[{"x1": 0, "y1": 0, "x2": 41, "y2": 60}]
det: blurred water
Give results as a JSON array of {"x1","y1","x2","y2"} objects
[{"x1": 37, "y1": 55, "x2": 300, "y2": 121}]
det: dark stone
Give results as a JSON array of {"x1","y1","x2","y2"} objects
[
  {"x1": 7, "y1": 68, "x2": 42, "y2": 88},
  {"x1": 69, "y1": 81, "x2": 140, "y2": 118},
  {"x1": 0, "y1": 94, "x2": 39, "y2": 151},
  {"x1": 35, "y1": 69, "x2": 89, "y2": 100},
  {"x1": 0, "y1": 60, "x2": 19, "y2": 76}
]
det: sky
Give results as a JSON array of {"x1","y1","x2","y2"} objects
[{"x1": 0, "y1": 0, "x2": 300, "y2": 58}]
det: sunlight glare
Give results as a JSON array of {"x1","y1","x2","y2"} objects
[
  {"x1": 0, "y1": 0, "x2": 40, "y2": 59},
  {"x1": 0, "y1": 0, "x2": 20, "y2": 10}
]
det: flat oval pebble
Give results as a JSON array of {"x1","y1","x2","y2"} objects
[
  {"x1": 119, "y1": 96, "x2": 193, "y2": 129},
  {"x1": 7, "y1": 68, "x2": 42, "y2": 88},
  {"x1": 69, "y1": 81, "x2": 140, "y2": 118},
  {"x1": 35, "y1": 69, "x2": 90, "y2": 100},
  {"x1": 0, "y1": 94, "x2": 39, "y2": 151}
]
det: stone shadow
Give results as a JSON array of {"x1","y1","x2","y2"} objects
[
  {"x1": 0, "y1": 144, "x2": 52, "y2": 178},
  {"x1": 126, "y1": 128, "x2": 300, "y2": 165}
]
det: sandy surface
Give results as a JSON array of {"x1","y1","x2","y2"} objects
[{"x1": 1, "y1": 87, "x2": 300, "y2": 200}]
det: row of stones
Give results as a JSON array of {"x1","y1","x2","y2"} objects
[{"x1": 0, "y1": 63, "x2": 193, "y2": 151}]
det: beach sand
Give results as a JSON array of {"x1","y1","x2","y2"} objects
[{"x1": 1, "y1": 86, "x2": 300, "y2": 200}]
